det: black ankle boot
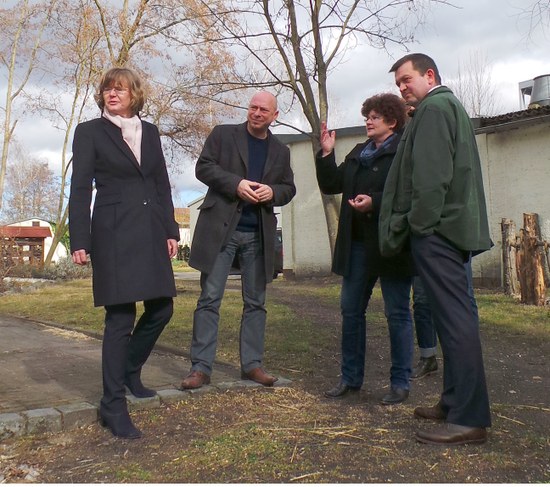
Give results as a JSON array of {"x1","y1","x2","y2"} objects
[
  {"x1": 411, "y1": 356, "x2": 438, "y2": 379},
  {"x1": 124, "y1": 372, "x2": 157, "y2": 398},
  {"x1": 99, "y1": 410, "x2": 142, "y2": 439}
]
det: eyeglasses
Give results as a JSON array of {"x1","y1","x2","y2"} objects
[
  {"x1": 102, "y1": 87, "x2": 128, "y2": 95},
  {"x1": 364, "y1": 115, "x2": 382, "y2": 122}
]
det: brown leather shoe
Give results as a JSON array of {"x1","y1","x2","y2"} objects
[
  {"x1": 416, "y1": 423, "x2": 487, "y2": 445},
  {"x1": 414, "y1": 402, "x2": 448, "y2": 421},
  {"x1": 179, "y1": 370, "x2": 211, "y2": 390},
  {"x1": 241, "y1": 367, "x2": 278, "y2": 386}
]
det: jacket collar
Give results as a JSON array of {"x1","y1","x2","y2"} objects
[
  {"x1": 235, "y1": 122, "x2": 277, "y2": 175},
  {"x1": 101, "y1": 116, "x2": 142, "y2": 172}
]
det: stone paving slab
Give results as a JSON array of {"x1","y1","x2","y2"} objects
[{"x1": 0, "y1": 314, "x2": 290, "y2": 439}]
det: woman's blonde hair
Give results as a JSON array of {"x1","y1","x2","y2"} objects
[{"x1": 94, "y1": 67, "x2": 146, "y2": 116}]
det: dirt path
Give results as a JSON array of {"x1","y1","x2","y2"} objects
[{"x1": 269, "y1": 277, "x2": 550, "y2": 430}]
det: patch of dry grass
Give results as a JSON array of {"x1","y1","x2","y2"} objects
[{"x1": 2, "y1": 387, "x2": 548, "y2": 483}]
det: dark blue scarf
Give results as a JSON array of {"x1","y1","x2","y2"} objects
[{"x1": 359, "y1": 133, "x2": 396, "y2": 168}]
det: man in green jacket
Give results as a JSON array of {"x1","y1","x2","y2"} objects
[{"x1": 379, "y1": 53, "x2": 492, "y2": 445}]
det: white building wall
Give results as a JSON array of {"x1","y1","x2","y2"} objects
[
  {"x1": 187, "y1": 116, "x2": 550, "y2": 286},
  {"x1": 475, "y1": 119, "x2": 550, "y2": 286},
  {"x1": 280, "y1": 127, "x2": 367, "y2": 277}
]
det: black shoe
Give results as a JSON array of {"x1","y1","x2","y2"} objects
[
  {"x1": 324, "y1": 382, "x2": 360, "y2": 398},
  {"x1": 124, "y1": 373, "x2": 157, "y2": 398},
  {"x1": 380, "y1": 387, "x2": 409, "y2": 405},
  {"x1": 99, "y1": 410, "x2": 142, "y2": 439},
  {"x1": 411, "y1": 356, "x2": 438, "y2": 380}
]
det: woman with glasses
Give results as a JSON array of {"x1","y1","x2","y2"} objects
[
  {"x1": 316, "y1": 93, "x2": 414, "y2": 405},
  {"x1": 69, "y1": 67, "x2": 179, "y2": 439}
]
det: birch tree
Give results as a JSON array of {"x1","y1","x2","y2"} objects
[
  {"x1": 33, "y1": 0, "x2": 235, "y2": 265},
  {"x1": 0, "y1": 0, "x2": 56, "y2": 210},
  {"x1": 448, "y1": 50, "x2": 501, "y2": 117},
  {"x1": 1, "y1": 142, "x2": 59, "y2": 222}
]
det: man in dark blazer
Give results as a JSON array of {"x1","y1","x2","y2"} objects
[{"x1": 180, "y1": 91, "x2": 296, "y2": 389}]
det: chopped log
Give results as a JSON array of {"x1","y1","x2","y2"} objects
[
  {"x1": 515, "y1": 213, "x2": 546, "y2": 306},
  {"x1": 501, "y1": 218, "x2": 520, "y2": 297}
]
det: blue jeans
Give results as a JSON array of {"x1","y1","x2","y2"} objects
[
  {"x1": 190, "y1": 230, "x2": 267, "y2": 374},
  {"x1": 340, "y1": 242, "x2": 413, "y2": 390},
  {"x1": 412, "y1": 257, "x2": 479, "y2": 358}
]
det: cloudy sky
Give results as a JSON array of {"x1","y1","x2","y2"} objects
[
  {"x1": 13, "y1": 0, "x2": 550, "y2": 206},
  {"x1": 173, "y1": 0, "x2": 550, "y2": 205}
]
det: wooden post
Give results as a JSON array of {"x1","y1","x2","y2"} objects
[
  {"x1": 515, "y1": 213, "x2": 546, "y2": 306},
  {"x1": 501, "y1": 218, "x2": 520, "y2": 297}
]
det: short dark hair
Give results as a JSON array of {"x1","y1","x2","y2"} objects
[
  {"x1": 390, "y1": 53, "x2": 442, "y2": 84},
  {"x1": 94, "y1": 67, "x2": 146, "y2": 116},
  {"x1": 361, "y1": 93, "x2": 407, "y2": 132}
]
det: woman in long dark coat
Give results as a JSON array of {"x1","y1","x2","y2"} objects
[
  {"x1": 316, "y1": 93, "x2": 414, "y2": 405},
  {"x1": 69, "y1": 67, "x2": 179, "y2": 439}
]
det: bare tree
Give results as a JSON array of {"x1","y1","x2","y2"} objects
[
  {"x1": 1, "y1": 141, "x2": 60, "y2": 223},
  {"x1": 519, "y1": 0, "x2": 550, "y2": 36},
  {"x1": 191, "y1": 0, "x2": 454, "y2": 251},
  {"x1": 0, "y1": 0, "x2": 56, "y2": 210},
  {"x1": 30, "y1": 0, "x2": 236, "y2": 265},
  {"x1": 90, "y1": 0, "x2": 237, "y2": 156},
  {"x1": 448, "y1": 50, "x2": 502, "y2": 117},
  {"x1": 34, "y1": 0, "x2": 105, "y2": 265}
]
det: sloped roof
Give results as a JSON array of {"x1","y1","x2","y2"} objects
[
  {"x1": 477, "y1": 105, "x2": 550, "y2": 131},
  {"x1": 0, "y1": 226, "x2": 52, "y2": 238}
]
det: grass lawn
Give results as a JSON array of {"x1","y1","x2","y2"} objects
[
  {"x1": 0, "y1": 277, "x2": 335, "y2": 375},
  {"x1": 0, "y1": 277, "x2": 548, "y2": 373},
  {"x1": 1, "y1": 277, "x2": 549, "y2": 483}
]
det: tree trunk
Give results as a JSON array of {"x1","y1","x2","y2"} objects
[
  {"x1": 516, "y1": 213, "x2": 546, "y2": 306},
  {"x1": 320, "y1": 193, "x2": 339, "y2": 256},
  {"x1": 43, "y1": 206, "x2": 69, "y2": 266},
  {"x1": 501, "y1": 218, "x2": 520, "y2": 297}
]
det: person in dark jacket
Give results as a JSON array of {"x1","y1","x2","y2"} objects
[
  {"x1": 179, "y1": 91, "x2": 296, "y2": 390},
  {"x1": 69, "y1": 67, "x2": 179, "y2": 439},
  {"x1": 380, "y1": 53, "x2": 492, "y2": 446},
  {"x1": 316, "y1": 93, "x2": 414, "y2": 405}
]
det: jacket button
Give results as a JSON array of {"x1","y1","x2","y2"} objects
[
  {"x1": 143, "y1": 199, "x2": 148, "y2": 205},
  {"x1": 372, "y1": 167, "x2": 378, "y2": 171}
]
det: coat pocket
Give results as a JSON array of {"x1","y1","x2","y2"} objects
[{"x1": 94, "y1": 192, "x2": 122, "y2": 207}]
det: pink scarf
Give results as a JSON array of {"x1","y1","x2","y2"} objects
[{"x1": 103, "y1": 109, "x2": 143, "y2": 164}]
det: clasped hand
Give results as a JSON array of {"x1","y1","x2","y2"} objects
[
  {"x1": 237, "y1": 179, "x2": 273, "y2": 204},
  {"x1": 348, "y1": 194, "x2": 373, "y2": 213}
]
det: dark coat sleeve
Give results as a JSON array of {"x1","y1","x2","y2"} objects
[
  {"x1": 195, "y1": 125, "x2": 244, "y2": 200},
  {"x1": 69, "y1": 122, "x2": 95, "y2": 253},
  {"x1": 315, "y1": 150, "x2": 345, "y2": 195}
]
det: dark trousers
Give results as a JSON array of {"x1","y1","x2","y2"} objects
[
  {"x1": 101, "y1": 297, "x2": 173, "y2": 413},
  {"x1": 411, "y1": 234, "x2": 491, "y2": 428}
]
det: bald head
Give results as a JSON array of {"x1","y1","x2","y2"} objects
[{"x1": 247, "y1": 91, "x2": 279, "y2": 139}]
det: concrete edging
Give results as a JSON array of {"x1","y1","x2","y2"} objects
[{"x1": 0, "y1": 377, "x2": 292, "y2": 440}]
